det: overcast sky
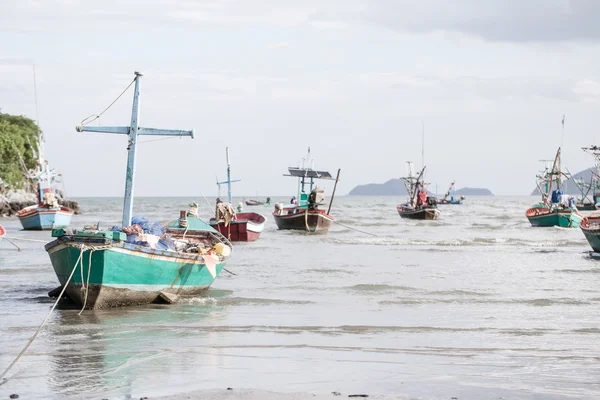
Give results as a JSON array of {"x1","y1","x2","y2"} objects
[{"x1": 2, "y1": 0, "x2": 600, "y2": 197}]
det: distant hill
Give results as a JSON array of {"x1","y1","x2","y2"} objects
[
  {"x1": 530, "y1": 167, "x2": 594, "y2": 196},
  {"x1": 348, "y1": 179, "x2": 493, "y2": 196},
  {"x1": 348, "y1": 178, "x2": 408, "y2": 196}
]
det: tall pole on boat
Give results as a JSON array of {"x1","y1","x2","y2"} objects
[
  {"x1": 76, "y1": 71, "x2": 195, "y2": 227},
  {"x1": 327, "y1": 169, "x2": 341, "y2": 215},
  {"x1": 226, "y1": 147, "x2": 232, "y2": 203},
  {"x1": 122, "y1": 72, "x2": 143, "y2": 227},
  {"x1": 421, "y1": 120, "x2": 425, "y2": 171},
  {"x1": 561, "y1": 114, "x2": 565, "y2": 150}
]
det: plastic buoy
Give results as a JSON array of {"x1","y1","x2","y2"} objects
[{"x1": 213, "y1": 242, "x2": 231, "y2": 257}]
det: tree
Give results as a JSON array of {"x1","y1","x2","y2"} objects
[{"x1": 0, "y1": 113, "x2": 40, "y2": 190}]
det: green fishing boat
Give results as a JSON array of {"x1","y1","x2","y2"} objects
[
  {"x1": 580, "y1": 216, "x2": 600, "y2": 257},
  {"x1": 45, "y1": 72, "x2": 231, "y2": 309},
  {"x1": 525, "y1": 147, "x2": 582, "y2": 227}
]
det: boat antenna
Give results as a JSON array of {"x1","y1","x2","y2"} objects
[
  {"x1": 561, "y1": 114, "x2": 565, "y2": 149},
  {"x1": 32, "y1": 64, "x2": 45, "y2": 166},
  {"x1": 421, "y1": 120, "x2": 425, "y2": 171}
]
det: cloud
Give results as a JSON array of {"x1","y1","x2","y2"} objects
[{"x1": 362, "y1": 0, "x2": 600, "y2": 43}]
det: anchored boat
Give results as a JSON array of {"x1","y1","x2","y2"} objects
[
  {"x1": 17, "y1": 66, "x2": 73, "y2": 231},
  {"x1": 580, "y1": 216, "x2": 600, "y2": 257},
  {"x1": 16, "y1": 139, "x2": 73, "y2": 230},
  {"x1": 437, "y1": 181, "x2": 465, "y2": 205},
  {"x1": 45, "y1": 71, "x2": 231, "y2": 309},
  {"x1": 574, "y1": 145, "x2": 600, "y2": 211},
  {"x1": 211, "y1": 147, "x2": 266, "y2": 241},
  {"x1": 397, "y1": 162, "x2": 440, "y2": 220},
  {"x1": 272, "y1": 148, "x2": 340, "y2": 233},
  {"x1": 525, "y1": 147, "x2": 582, "y2": 227}
]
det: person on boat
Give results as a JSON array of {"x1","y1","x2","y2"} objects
[
  {"x1": 416, "y1": 186, "x2": 427, "y2": 208},
  {"x1": 237, "y1": 202, "x2": 243, "y2": 213},
  {"x1": 568, "y1": 196, "x2": 576, "y2": 209},
  {"x1": 290, "y1": 196, "x2": 297, "y2": 205},
  {"x1": 551, "y1": 189, "x2": 563, "y2": 205},
  {"x1": 559, "y1": 194, "x2": 572, "y2": 209},
  {"x1": 265, "y1": 197, "x2": 271, "y2": 205}
]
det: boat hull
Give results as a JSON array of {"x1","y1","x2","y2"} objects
[
  {"x1": 17, "y1": 206, "x2": 73, "y2": 230},
  {"x1": 46, "y1": 240, "x2": 225, "y2": 309},
  {"x1": 576, "y1": 202, "x2": 597, "y2": 211},
  {"x1": 210, "y1": 212, "x2": 266, "y2": 242},
  {"x1": 273, "y1": 208, "x2": 333, "y2": 232},
  {"x1": 397, "y1": 206, "x2": 440, "y2": 220},
  {"x1": 580, "y1": 217, "x2": 600, "y2": 252},
  {"x1": 525, "y1": 207, "x2": 582, "y2": 227},
  {"x1": 437, "y1": 200, "x2": 463, "y2": 205}
]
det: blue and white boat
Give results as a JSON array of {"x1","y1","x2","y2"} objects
[
  {"x1": 16, "y1": 132, "x2": 73, "y2": 230},
  {"x1": 17, "y1": 203, "x2": 73, "y2": 230}
]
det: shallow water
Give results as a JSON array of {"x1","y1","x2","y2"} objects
[{"x1": 1, "y1": 196, "x2": 599, "y2": 399}]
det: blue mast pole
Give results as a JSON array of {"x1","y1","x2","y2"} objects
[
  {"x1": 76, "y1": 71, "x2": 194, "y2": 227},
  {"x1": 121, "y1": 71, "x2": 142, "y2": 227}
]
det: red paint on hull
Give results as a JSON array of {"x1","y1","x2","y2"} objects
[{"x1": 210, "y1": 212, "x2": 265, "y2": 242}]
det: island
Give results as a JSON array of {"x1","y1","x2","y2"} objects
[{"x1": 348, "y1": 179, "x2": 493, "y2": 196}]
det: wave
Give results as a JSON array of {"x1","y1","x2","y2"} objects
[
  {"x1": 379, "y1": 297, "x2": 594, "y2": 306},
  {"x1": 182, "y1": 296, "x2": 315, "y2": 306},
  {"x1": 328, "y1": 236, "x2": 587, "y2": 247},
  {"x1": 347, "y1": 284, "x2": 419, "y2": 292}
]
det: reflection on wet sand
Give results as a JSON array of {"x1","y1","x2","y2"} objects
[{"x1": 47, "y1": 291, "x2": 231, "y2": 399}]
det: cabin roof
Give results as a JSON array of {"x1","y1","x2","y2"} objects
[{"x1": 284, "y1": 167, "x2": 334, "y2": 179}]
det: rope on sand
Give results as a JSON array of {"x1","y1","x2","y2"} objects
[{"x1": 0, "y1": 246, "x2": 85, "y2": 384}]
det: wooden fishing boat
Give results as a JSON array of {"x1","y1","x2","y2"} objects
[
  {"x1": 396, "y1": 204, "x2": 440, "y2": 220},
  {"x1": 45, "y1": 71, "x2": 231, "y2": 309},
  {"x1": 17, "y1": 204, "x2": 73, "y2": 230},
  {"x1": 437, "y1": 181, "x2": 464, "y2": 205},
  {"x1": 525, "y1": 205, "x2": 583, "y2": 227},
  {"x1": 245, "y1": 199, "x2": 263, "y2": 206},
  {"x1": 580, "y1": 216, "x2": 600, "y2": 256},
  {"x1": 525, "y1": 147, "x2": 582, "y2": 227},
  {"x1": 397, "y1": 162, "x2": 440, "y2": 221},
  {"x1": 210, "y1": 212, "x2": 265, "y2": 241},
  {"x1": 272, "y1": 148, "x2": 340, "y2": 233},
  {"x1": 17, "y1": 67, "x2": 73, "y2": 231},
  {"x1": 211, "y1": 148, "x2": 266, "y2": 241}
]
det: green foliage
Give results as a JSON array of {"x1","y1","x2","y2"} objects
[{"x1": 0, "y1": 113, "x2": 40, "y2": 189}]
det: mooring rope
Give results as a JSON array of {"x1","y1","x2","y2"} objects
[
  {"x1": 4, "y1": 237, "x2": 48, "y2": 244},
  {"x1": 0, "y1": 246, "x2": 86, "y2": 384},
  {"x1": 305, "y1": 208, "x2": 310, "y2": 232},
  {"x1": 0, "y1": 242, "x2": 115, "y2": 384},
  {"x1": 331, "y1": 220, "x2": 378, "y2": 237},
  {"x1": 4, "y1": 238, "x2": 21, "y2": 251},
  {"x1": 79, "y1": 249, "x2": 94, "y2": 315}
]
